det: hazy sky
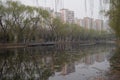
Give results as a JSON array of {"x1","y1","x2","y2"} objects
[{"x1": 16, "y1": 0, "x2": 107, "y2": 19}]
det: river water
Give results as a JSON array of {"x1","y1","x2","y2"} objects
[{"x1": 0, "y1": 44, "x2": 117, "y2": 80}]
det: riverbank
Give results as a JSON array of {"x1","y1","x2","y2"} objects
[
  {"x1": 0, "y1": 42, "x2": 55, "y2": 49},
  {"x1": 0, "y1": 41, "x2": 115, "y2": 49},
  {"x1": 0, "y1": 43, "x2": 26, "y2": 48}
]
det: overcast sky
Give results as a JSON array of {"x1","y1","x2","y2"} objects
[{"x1": 16, "y1": 0, "x2": 108, "y2": 19}]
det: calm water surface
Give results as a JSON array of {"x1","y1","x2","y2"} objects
[{"x1": 0, "y1": 44, "x2": 116, "y2": 80}]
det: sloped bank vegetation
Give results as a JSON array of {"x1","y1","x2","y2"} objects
[{"x1": 108, "y1": 0, "x2": 120, "y2": 46}]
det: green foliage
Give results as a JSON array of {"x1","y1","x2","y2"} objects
[
  {"x1": 0, "y1": 1, "x2": 50, "y2": 43},
  {"x1": 0, "y1": 1, "x2": 111, "y2": 43},
  {"x1": 108, "y1": 0, "x2": 120, "y2": 38},
  {"x1": 49, "y1": 18, "x2": 110, "y2": 42}
]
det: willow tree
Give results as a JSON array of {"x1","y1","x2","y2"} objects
[
  {"x1": 108, "y1": 0, "x2": 120, "y2": 39},
  {"x1": 0, "y1": 1, "x2": 50, "y2": 43}
]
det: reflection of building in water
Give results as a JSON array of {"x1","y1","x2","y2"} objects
[
  {"x1": 41, "y1": 56, "x2": 54, "y2": 68},
  {"x1": 84, "y1": 55, "x2": 94, "y2": 65},
  {"x1": 61, "y1": 63, "x2": 75, "y2": 75},
  {"x1": 78, "y1": 52, "x2": 107, "y2": 65},
  {"x1": 95, "y1": 53, "x2": 105, "y2": 62}
]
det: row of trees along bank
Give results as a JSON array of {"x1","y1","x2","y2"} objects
[{"x1": 0, "y1": 1, "x2": 113, "y2": 43}]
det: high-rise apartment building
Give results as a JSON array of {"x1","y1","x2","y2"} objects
[
  {"x1": 83, "y1": 17, "x2": 93, "y2": 29},
  {"x1": 103, "y1": 0, "x2": 110, "y2": 4},
  {"x1": 94, "y1": 19, "x2": 104, "y2": 31},
  {"x1": 75, "y1": 18, "x2": 81, "y2": 26},
  {"x1": 60, "y1": 9, "x2": 75, "y2": 23},
  {"x1": 43, "y1": 7, "x2": 109, "y2": 31},
  {"x1": 103, "y1": 20, "x2": 110, "y2": 31},
  {"x1": 54, "y1": 12, "x2": 62, "y2": 19}
]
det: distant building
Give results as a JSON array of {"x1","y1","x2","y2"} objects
[
  {"x1": 60, "y1": 9, "x2": 75, "y2": 23},
  {"x1": 75, "y1": 18, "x2": 81, "y2": 26},
  {"x1": 79, "y1": 19, "x2": 85, "y2": 27},
  {"x1": 42, "y1": 7, "x2": 109, "y2": 31},
  {"x1": 103, "y1": 0, "x2": 110, "y2": 4},
  {"x1": 83, "y1": 17, "x2": 93, "y2": 29},
  {"x1": 89, "y1": 18, "x2": 94, "y2": 29},
  {"x1": 103, "y1": 20, "x2": 110, "y2": 31},
  {"x1": 74, "y1": 17, "x2": 109, "y2": 31},
  {"x1": 45, "y1": 7, "x2": 53, "y2": 13},
  {"x1": 94, "y1": 19, "x2": 104, "y2": 31},
  {"x1": 54, "y1": 12, "x2": 62, "y2": 19}
]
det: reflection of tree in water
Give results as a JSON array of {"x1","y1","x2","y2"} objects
[
  {"x1": 108, "y1": 47, "x2": 120, "y2": 80},
  {"x1": 0, "y1": 44, "x2": 113, "y2": 80},
  {"x1": 0, "y1": 49, "x2": 54, "y2": 80}
]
